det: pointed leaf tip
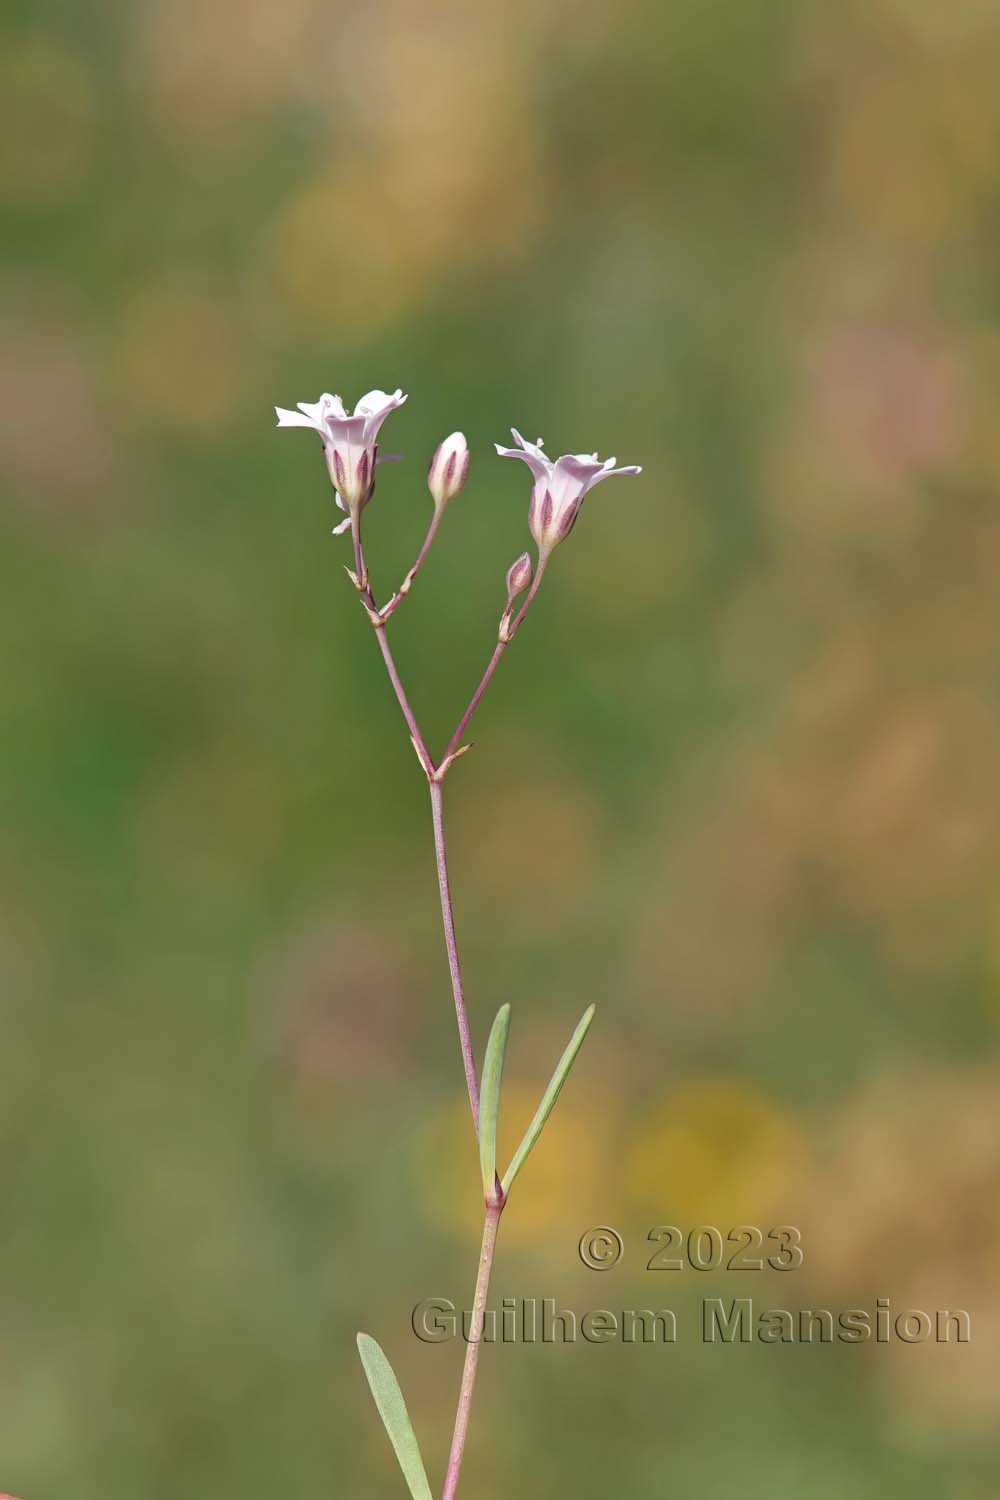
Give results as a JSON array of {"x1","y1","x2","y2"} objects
[
  {"x1": 501, "y1": 1004, "x2": 596, "y2": 1194},
  {"x1": 357, "y1": 1334, "x2": 434, "y2": 1500},
  {"x1": 479, "y1": 1003, "x2": 511, "y2": 1195}
]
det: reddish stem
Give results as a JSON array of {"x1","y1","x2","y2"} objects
[
  {"x1": 346, "y1": 505, "x2": 534, "y2": 1500},
  {"x1": 351, "y1": 513, "x2": 435, "y2": 773},
  {"x1": 441, "y1": 1199, "x2": 503, "y2": 1500},
  {"x1": 350, "y1": 510, "x2": 479, "y2": 1134},
  {"x1": 442, "y1": 559, "x2": 547, "y2": 764},
  {"x1": 379, "y1": 505, "x2": 444, "y2": 620},
  {"x1": 429, "y1": 778, "x2": 480, "y2": 1130}
]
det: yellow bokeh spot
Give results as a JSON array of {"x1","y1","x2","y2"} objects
[
  {"x1": 264, "y1": 16, "x2": 545, "y2": 337},
  {"x1": 0, "y1": 36, "x2": 98, "y2": 206},
  {"x1": 415, "y1": 1084, "x2": 612, "y2": 1247},
  {"x1": 625, "y1": 1077, "x2": 809, "y2": 1226},
  {"x1": 111, "y1": 274, "x2": 259, "y2": 436},
  {"x1": 832, "y1": 79, "x2": 958, "y2": 245},
  {"x1": 268, "y1": 169, "x2": 418, "y2": 340},
  {"x1": 830, "y1": 67, "x2": 1000, "y2": 248},
  {"x1": 415, "y1": 1095, "x2": 481, "y2": 1245},
  {"x1": 135, "y1": 0, "x2": 315, "y2": 155}
]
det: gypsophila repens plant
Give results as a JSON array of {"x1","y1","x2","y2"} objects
[{"x1": 276, "y1": 387, "x2": 641, "y2": 1500}]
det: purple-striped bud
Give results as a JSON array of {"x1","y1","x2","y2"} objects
[
  {"x1": 499, "y1": 551, "x2": 533, "y2": 643},
  {"x1": 427, "y1": 431, "x2": 470, "y2": 510},
  {"x1": 505, "y1": 551, "x2": 533, "y2": 607}
]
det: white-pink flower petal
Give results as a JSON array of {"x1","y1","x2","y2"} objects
[
  {"x1": 276, "y1": 385, "x2": 408, "y2": 516},
  {"x1": 496, "y1": 425, "x2": 641, "y2": 556},
  {"x1": 275, "y1": 406, "x2": 322, "y2": 430}
]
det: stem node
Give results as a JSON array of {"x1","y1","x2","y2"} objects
[{"x1": 433, "y1": 743, "x2": 474, "y2": 782}]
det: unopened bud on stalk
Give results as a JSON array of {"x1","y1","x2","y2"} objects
[
  {"x1": 427, "y1": 432, "x2": 470, "y2": 510},
  {"x1": 499, "y1": 551, "x2": 533, "y2": 643},
  {"x1": 505, "y1": 551, "x2": 533, "y2": 606}
]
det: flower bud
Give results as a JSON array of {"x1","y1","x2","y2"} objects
[
  {"x1": 499, "y1": 551, "x2": 533, "y2": 643},
  {"x1": 505, "y1": 551, "x2": 532, "y2": 607},
  {"x1": 427, "y1": 432, "x2": 470, "y2": 510}
]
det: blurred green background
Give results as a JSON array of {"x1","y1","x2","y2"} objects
[{"x1": 2, "y1": 1, "x2": 1000, "y2": 1496}]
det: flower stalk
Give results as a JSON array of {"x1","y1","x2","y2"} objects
[
  {"x1": 428, "y1": 775, "x2": 480, "y2": 1129},
  {"x1": 276, "y1": 386, "x2": 640, "y2": 1500}
]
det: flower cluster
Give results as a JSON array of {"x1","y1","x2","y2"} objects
[{"x1": 275, "y1": 388, "x2": 641, "y2": 587}]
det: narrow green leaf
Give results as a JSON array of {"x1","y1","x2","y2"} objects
[
  {"x1": 356, "y1": 1334, "x2": 434, "y2": 1500},
  {"x1": 479, "y1": 1003, "x2": 511, "y2": 1194},
  {"x1": 501, "y1": 1003, "x2": 596, "y2": 1194}
]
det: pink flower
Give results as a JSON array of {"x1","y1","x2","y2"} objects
[
  {"x1": 495, "y1": 429, "x2": 641, "y2": 557},
  {"x1": 275, "y1": 388, "x2": 407, "y2": 528}
]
